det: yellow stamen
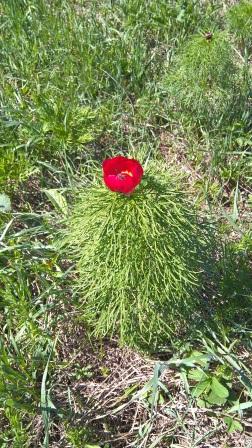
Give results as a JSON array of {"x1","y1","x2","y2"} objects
[{"x1": 121, "y1": 170, "x2": 133, "y2": 177}]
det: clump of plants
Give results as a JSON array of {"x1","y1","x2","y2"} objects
[
  {"x1": 227, "y1": 0, "x2": 252, "y2": 54},
  {"x1": 165, "y1": 31, "x2": 240, "y2": 130},
  {"x1": 63, "y1": 155, "x2": 212, "y2": 349}
]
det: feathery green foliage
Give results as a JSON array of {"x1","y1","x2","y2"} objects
[
  {"x1": 63, "y1": 162, "x2": 212, "y2": 349},
  {"x1": 165, "y1": 31, "x2": 239, "y2": 129},
  {"x1": 227, "y1": 1, "x2": 252, "y2": 53}
]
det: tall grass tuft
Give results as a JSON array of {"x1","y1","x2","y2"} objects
[{"x1": 63, "y1": 162, "x2": 212, "y2": 349}]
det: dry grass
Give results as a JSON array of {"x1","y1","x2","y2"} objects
[{"x1": 39, "y1": 320, "x2": 252, "y2": 447}]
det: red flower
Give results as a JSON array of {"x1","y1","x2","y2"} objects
[{"x1": 102, "y1": 156, "x2": 144, "y2": 195}]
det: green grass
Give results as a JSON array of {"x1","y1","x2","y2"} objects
[{"x1": 0, "y1": 0, "x2": 252, "y2": 446}]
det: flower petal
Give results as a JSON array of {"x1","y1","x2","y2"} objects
[
  {"x1": 102, "y1": 156, "x2": 144, "y2": 194},
  {"x1": 102, "y1": 156, "x2": 128, "y2": 175}
]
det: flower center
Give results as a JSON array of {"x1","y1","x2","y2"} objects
[{"x1": 117, "y1": 170, "x2": 133, "y2": 180}]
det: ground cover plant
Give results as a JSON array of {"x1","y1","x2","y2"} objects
[{"x1": 0, "y1": 0, "x2": 252, "y2": 447}]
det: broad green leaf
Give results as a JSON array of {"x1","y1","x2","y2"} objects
[
  {"x1": 211, "y1": 377, "x2": 229, "y2": 399},
  {"x1": 197, "y1": 398, "x2": 210, "y2": 408},
  {"x1": 171, "y1": 353, "x2": 211, "y2": 369},
  {"x1": 223, "y1": 416, "x2": 243, "y2": 433},
  {"x1": 228, "y1": 401, "x2": 252, "y2": 413},
  {"x1": 207, "y1": 391, "x2": 227, "y2": 406},
  {"x1": 215, "y1": 365, "x2": 233, "y2": 381},
  {"x1": 188, "y1": 368, "x2": 208, "y2": 382},
  {"x1": 192, "y1": 379, "x2": 211, "y2": 398},
  {"x1": 186, "y1": 352, "x2": 210, "y2": 367},
  {"x1": 43, "y1": 189, "x2": 68, "y2": 215}
]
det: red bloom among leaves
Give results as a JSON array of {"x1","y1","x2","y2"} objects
[{"x1": 102, "y1": 156, "x2": 144, "y2": 195}]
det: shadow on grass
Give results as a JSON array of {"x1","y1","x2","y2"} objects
[
  {"x1": 214, "y1": 240, "x2": 252, "y2": 329},
  {"x1": 186, "y1": 237, "x2": 252, "y2": 343},
  {"x1": 167, "y1": 236, "x2": 252, "y2": 350}
]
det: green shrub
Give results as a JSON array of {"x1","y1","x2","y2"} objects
[
  {"x1": 165, "y1": 31, "x2": 240, "y2": 130},
  {"x1": 62, "y1": 161, "x2": 212, "y2": 349},
  {"x1": 227, "y1": 1, "x2": 252, "y2": 53}
]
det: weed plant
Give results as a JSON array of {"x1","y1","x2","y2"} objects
[{"x1": 63, "y1": 162, "x2": 212, "y2": 349}]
